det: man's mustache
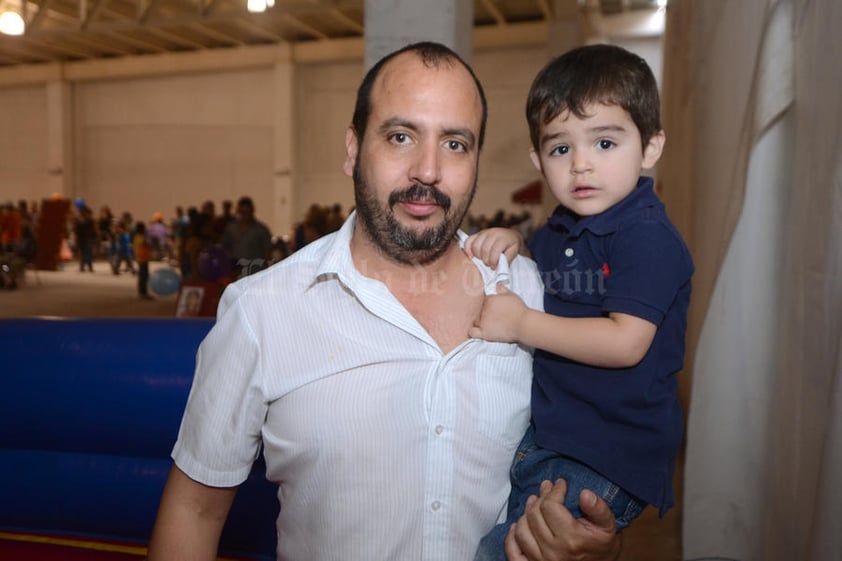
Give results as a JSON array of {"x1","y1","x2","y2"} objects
[{"x1": 388, "y1": 184, "x2": 451, "y2": 212}]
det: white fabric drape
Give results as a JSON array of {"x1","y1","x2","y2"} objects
[{"x1": 658, "y1": 0, "x2": 842, "y2": 559}]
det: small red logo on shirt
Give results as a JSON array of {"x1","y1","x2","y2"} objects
[{"x1": 602, "y1": 262, "x2": 610, "y2": 277}]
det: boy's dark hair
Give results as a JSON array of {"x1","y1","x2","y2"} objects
[
  {"x1": 351, "y1": 41, "x2": 488, "y2": 150},
  {"x1": 526, "y1": 44, "x2": 661, "y2": 151}
]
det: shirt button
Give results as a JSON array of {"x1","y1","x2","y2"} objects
[
  {"x1": 435, "y1": 425, "x2": 444, "y2": 435},
  {"x1": 431, "y1": 501, "x2": 441, "y2": 511},
  {"x1": 564, "y1": 247, "x2": 574, "y2": 257}
]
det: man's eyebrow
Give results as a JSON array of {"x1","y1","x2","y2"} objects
[
  {"x1": 443, "y1": 127, "x2": 477, "y2": 148},
  {"x1": 378, "y1": 117, "x2": 417, "y2": 134}
]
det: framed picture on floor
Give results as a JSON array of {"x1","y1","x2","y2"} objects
[{"x1": 176, "y1": 285, "x2": 205, "y2": 317}]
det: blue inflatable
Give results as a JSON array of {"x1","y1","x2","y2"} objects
[
  {"x1": 149, "y1": 267, "x2": 181, "y2": 296},
  {"x1": 0, "y1": 318, "x2": 276, "y2": 560}
]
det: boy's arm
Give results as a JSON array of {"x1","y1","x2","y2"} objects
[
  {"x1": 464, "y1": 227, "x2": 524, "y2": 267},
  {"x1": 147, "y1": 465, "x2": 238, "y2": 561},
  {"x1": 469, "y1": 284, "x2": 656, "y2": 368}
]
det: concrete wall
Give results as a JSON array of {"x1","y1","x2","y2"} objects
[{"x1": 0, "y1": 33, "x2": 661, "y2": 238}]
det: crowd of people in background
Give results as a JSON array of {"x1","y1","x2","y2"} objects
[
  {"x1": 0, "y1": 200, "x2": 39, "y2": 289},
  {"x1": 0, "y1": 195, "x2": 538, "y2": 295}
]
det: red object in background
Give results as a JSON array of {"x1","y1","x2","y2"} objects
[
  {"x1": 0, "y1": 532, "x2": 145, "y2": 561},
  {"x1": 511, "y1": 179, "x2": 544, "y2": 205},
  {"x1": 0, "y1": 531, "x2": 259, "y2": 561},
  {"x1": 34, "y1": 198, "x2": 71, "y2": 270},
  {"x1": 176, "y1": 280, "x2": 223, "y2": 318}
]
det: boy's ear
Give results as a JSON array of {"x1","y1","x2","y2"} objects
[
  {"x1": 642, "y1": 130, "x2": 666, "y2": 169},
  {"x1": 343, "y1": 126, "x2": 359, "y2": 178},
  {"x1": 529, "y1": 149, "x2": 543, "y2": 173}
]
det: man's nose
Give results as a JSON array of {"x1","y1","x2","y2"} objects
[{"x1": 409, "y1": 141, "x2": 442, "y2": 185}]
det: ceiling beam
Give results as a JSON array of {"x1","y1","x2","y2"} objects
[
  {"x1": 278, "y1": 13, "x2": 328, "y2": 40},
  {"x1": 190, "y1": 22, "x2": 246, "y2": 46},
  {"x1": 26, "y1": 0, "x2": 51, "y2": 31},
  {"x1": 480, "y1": 0, "x2": 507, "y2": 26},
  {"x1": 80, "y1": 0, "x2": 111, "y2": 31}
]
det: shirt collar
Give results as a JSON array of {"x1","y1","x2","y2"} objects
[
  {"x1": 313, "y1": 210, "x2": 358, "y2": 283},
  {"x1": 314, "y1": 211, "x2": 511, "y2": 296},
  {"x1": 547, "y1": 176, "x2": 659, "y2": 237}
]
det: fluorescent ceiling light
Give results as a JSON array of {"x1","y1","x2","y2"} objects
[{"x1": 0, "y1": 10, "x2": 24, "y2": 35}]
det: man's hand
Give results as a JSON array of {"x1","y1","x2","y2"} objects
[
  {"x1": 504, "y1": 479, "x2": 622, "y2": 561},
  {"x1": 464, "y1": 227, "x2": 523, "y2": 268}
]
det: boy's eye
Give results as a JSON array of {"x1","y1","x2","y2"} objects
[
  {"x1": 597, "y1": 139, "x2": 616, "y2": 150},
  {"x1": 550, "y1": 145, "x2": 569, "y2": 156}
]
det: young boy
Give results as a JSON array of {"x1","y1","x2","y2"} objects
[{"x1": 466, "y1": 44, "x2": 694, "y2": 560}]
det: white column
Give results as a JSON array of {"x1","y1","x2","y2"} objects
[
  {"x1": 272, "y1": 59, "x2": 295, "y2": 238},
  {"x1": 364, "y1": 0, "x2": 474, "y2": 70},
  {"x1": 548, "y1": 0, "x2": 585, "y2": 55},
  {"x1": 45, "y1": 80, "x2": 73, "y2": 198}
]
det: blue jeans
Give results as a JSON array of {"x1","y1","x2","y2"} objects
[{"x1": 474, "y1": 424, "x2": 645, "y2": 561}]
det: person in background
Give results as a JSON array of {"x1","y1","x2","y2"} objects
[
  {"x1": 110, "y1": 220, "x2": 135, "y2": 275},
  {"x1": 0, "y1": 202, "x2": 21, "y2": 253},
  {"x1": 133, "y1": 221, "x2": 153, "y2": 299},
  {"x1": 97, "y1": 206, "x2": 114, "y2": 258},
  {"x1": 147, "y1": 41, "x2": 620, "y2": 561},
  {"x1": 221, "y1": 196, "x2": 272, "y2": 278},
  {"x1": 73, "y1": 206, "x2": 97, "y2": 273},
  {"x1": 147, "y1": 212, "x2": 171, "y2": 261},
  {"x1": 211, "y1": 199, "x2": 236, "y2": 243},
  {"x1": 184, "y1": 201, "x2": 215, "y2": 280}
]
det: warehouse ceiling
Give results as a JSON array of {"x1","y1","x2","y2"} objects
[{"x1": 0, "y1": 0, "x2": 664, "y2": 68}]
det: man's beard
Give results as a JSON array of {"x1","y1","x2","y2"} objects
[{"x1": 353, "y1": 157, "x2": 476, "y2": 265}]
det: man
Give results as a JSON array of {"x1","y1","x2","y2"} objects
[
  {"x1": 148, "y1": 42, "x2": 619, "y2": 561},
  {"x1": 222, "y1": 196, "x2": 272, "y2": 278}
]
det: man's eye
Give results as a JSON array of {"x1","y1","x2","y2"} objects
[
  {"x1": 597, "y1": 139, "x2": 616, "y2": 150},
  {"x1": 390, "y1": 132, "x2": 409, "y2": 144},
  {"x1": 446, "y1": 140, "x2": 466, "y2": 152}
]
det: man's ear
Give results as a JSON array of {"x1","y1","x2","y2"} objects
[
  {"x1": 642, "y1": 130, "x2": 665, "y2": 170},
  {"x1": 343, "y1": 126, "x2": 359, "y2": 178},
  {"x1": 529, "y1": 149, "x2": 543, "y2": 173}
]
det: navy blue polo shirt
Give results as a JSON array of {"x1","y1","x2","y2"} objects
[{"x1": 527, "y1": 177, "x2": 693, "y2": 515}]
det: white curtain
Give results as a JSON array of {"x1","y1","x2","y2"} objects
[{"x1": 658, "y1": 0, "x2": 842, "y2": 560}]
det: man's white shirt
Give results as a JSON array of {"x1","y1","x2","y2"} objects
[{"x1": 173, "y1": 213, "x2": 544, "y2": 561}]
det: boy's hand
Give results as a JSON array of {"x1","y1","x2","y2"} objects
[
  {"x1": 464, "y1": 227, "x2": 523, "y2": 268},
  {"x1": 468, "y1": 284, "x2": 528, "y2": 342}
]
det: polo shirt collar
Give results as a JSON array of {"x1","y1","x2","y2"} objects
[{"x1": 546, "y1": 176, "x2": 658, "y2": 236}]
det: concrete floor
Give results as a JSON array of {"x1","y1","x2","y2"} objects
[{"x1": 0, "y1": 259, "x2": 682, "y2": 561}]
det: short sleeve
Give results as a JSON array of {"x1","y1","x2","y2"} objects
[
  {"x1": 601, "y1": 221, "x2": 693, "y2": 325},
  {"x1": 171, "y1": 282, "x2": 268, "y2": 487}
]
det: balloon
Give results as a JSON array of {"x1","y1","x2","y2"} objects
[
  {"x1": 149, "y1": 267, "x2": 181, "y2": 296},
  {"x1": 74, "y1": 197, "x2": 86, "y2": 209},
  {"x1": 198, "y1": 246, "x2": 231, "y2": 282}
]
